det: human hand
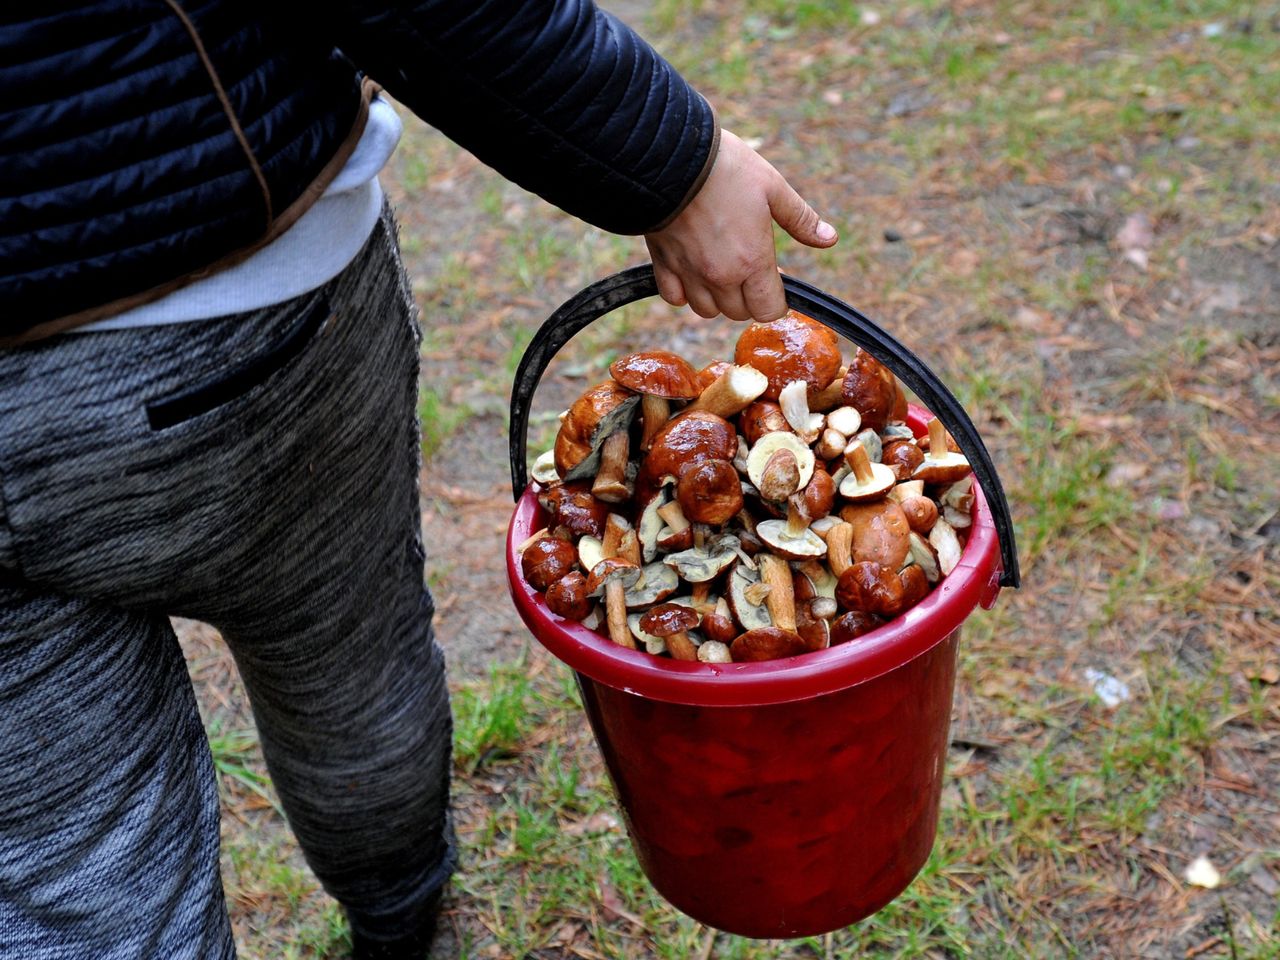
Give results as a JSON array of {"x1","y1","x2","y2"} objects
[{"x1": 643, "y1": 129, "x2": 838, "y2": 322}]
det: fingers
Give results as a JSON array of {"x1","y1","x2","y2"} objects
[
  {"x1": 742, "y1": 268, "x2": 788, "y2": 323},
  {"x1": 651, "y1": 259, "x2": 688, "y2": 308},
  {"x1": 682, "y1": 282, "x2": 721, "y2": 320},
  {"x1": 767, "y1": 175, "x2": 838, "y2": 249}
]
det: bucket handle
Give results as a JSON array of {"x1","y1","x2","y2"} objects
[{"x1": 508, "y1": 264, "x2": 1020, "y2": 590}]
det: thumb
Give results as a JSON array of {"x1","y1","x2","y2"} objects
[{"x1": 768, "y1": 178, "x2": 838, "y2": 248}]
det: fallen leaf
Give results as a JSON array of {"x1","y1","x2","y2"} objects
[{"x1": 1247, "y1": 663, "x2": 1280, "y2": 685}]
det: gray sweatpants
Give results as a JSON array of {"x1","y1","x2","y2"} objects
[{"x1": 0, "y1": 209, "x2": 455, "y2": 958}]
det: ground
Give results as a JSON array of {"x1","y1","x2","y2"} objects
[{"x1": 184, "y1": 1, "x2": 1279, "y2": 957}]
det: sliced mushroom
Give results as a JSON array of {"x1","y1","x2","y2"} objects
[
  {"x1": 778, "y1": 379, "x2": 824, "y2": 444},
  {"x1": 684, "y1": 364, "x2": 770, "y2": 419},
  {"x1": 697, "y1": 640, "x2": 733, "y2": 663},
  {"x1": 913, "y1": 418, "x2": 971, "y2": 484},
  {"x1": 838, "y1": 444, "x2": 896, "y2": 502},
  {"x1": 929, "y1": 517, "x2": 964, "y2": 576},
  {"x1": 746, "y1": 432, "x2": 815, "y2": 492}
]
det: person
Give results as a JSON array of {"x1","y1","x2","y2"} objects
[{"x1": 0, "y1": 2, "x2": 837, "y2": 957}]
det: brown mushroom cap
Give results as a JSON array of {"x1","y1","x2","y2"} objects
[
  {"x1": 553, "y1": 380, "x2": 638, "y2": 476},
  {"x1": 840, "y1": 499, "x2": 912, "y2": 569},
  {"x1": 585, "y1": 557, "x2": 643, "y2": 595},
  {"x1": 694, "y1": 360, "x2": 734, "y2": 393},
  {"x1": 700, "y1": 611, "x2": 738, "y2": 644},
  {"x1": 835, "y1": 561, "x2": 909, "y2": 617},
  {"x1": 544, "y1": 484, "x2": 611, "y2": 539},
  {"x1": 676, "y1": 458, "x2": 745, "y2": 525},
  {"x1": 637, "y1": 411, "x2": 738, "y2": 499},
  {"x1": 738, "y1": 400, "x2": 789, "y2": 446},
  {"x1": 882, "y1": 440, "x2": 925, "y2": 482},
  {"x1": 639, "y1": 602, "x2": 701, "y2": 637},
  {"x1": 521, "y1": 537, "x2": 578, "y2": 590},
  {"x1": 545, "y1": 571, "x2": 593, "y2": 620},
  {"x1": 609, "y1": 351, "x2": 702, "y2": 399},
  {"x1": 840, "y1": 348, "x2": 899, "y2": 433},
  {"x1": 829, "y1": 610, "x2": 883, "y2": 645},
  {"x1": 733, "y1": 311, "x2": 842, "y2": 401},
  {"x1": 803, "y1": 467, "x2": 836, "y2": 520},
  {"x1": 730, "y1": 626, "x2": 809, "y2": 662},
  {"x1": 901, "y1": 496, "x2": 939, "y2": 533}
]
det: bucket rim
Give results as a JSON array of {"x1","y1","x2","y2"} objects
[{"x1": 507, "y1": 407, "x2": 1003, "y2": 707}]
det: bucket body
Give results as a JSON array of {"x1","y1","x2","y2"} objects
[
  {"x1": 576, "y1": 631, "x2": 958, "y2": 938},
  {"x1": 507, "y1": 408, "x2": 1003, "y2": 937}
]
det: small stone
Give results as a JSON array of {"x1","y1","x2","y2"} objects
[
  {"x1": 860, "y1": 9, "x2": 881, "y2": 25},
  {"x1": 1184, "y1": 855, "x2": 1221, "y2": 889},
  {"x1": 1201, "y1": 22, "x2": 1225, "y2": 37},
  {"x1": 823, "y1": 89, "x2": 844, "y2": 105},
  {"x1": 883, "y1": 228, "x2": 903, "y2": 243},
  {"x1": 1113, "y1": 164, "x2": 1134, "y2": 179}
]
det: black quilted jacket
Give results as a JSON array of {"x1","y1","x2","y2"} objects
[{"x1": 0, "y1": 0, "x2": 718, "y2": 344}]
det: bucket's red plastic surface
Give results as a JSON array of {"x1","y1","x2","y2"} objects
[{"x1": 507, "y1": 407, "x2": 1002, "y2": 938}]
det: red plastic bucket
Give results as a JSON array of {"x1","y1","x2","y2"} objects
[
  {"x1": 504, "y1": 267, "x2": 1017, "y2": 938},
  {"x1": 508, "y1": 405, "x2": 1003, "y2": 938}
]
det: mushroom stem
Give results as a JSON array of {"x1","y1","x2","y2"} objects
[
  {"x1": 826, "y1": 521, "x2": 855, "y2": 577},
  {"x1": 779, "y1": 380, "x2": 822, "y2": 443},
  {"x1": 604, "y1": 582, "x2": 636, "y2": 648},
  {"x1": 845, "y1": 443, "x2": 876, "y2": 484},
  {"x1": 809, "y1": 367, "x2": 848, "y2": 412},
  {"x1": 690, "y1": 580, "x2": 714, "y2": 614},
  {"x1": 664, "y1": 630, "x2": 699, "y2": 661},
  {"x1": 592, "y1": 431, "x2": 632, "y2": 503},
  {"x1": 686, "y1": 365, "x2": 769, "y2": 418},
  {"x1": 656, "y1": 500, "x2": 690, "y2": 534},
  {"x1": 601, "y1": 514, "x2": 629, "y2": 559},
  {"x1": 619, "y1": 529, "x2": 642, "y2": 567},
  {"x1": 693, "y1": 523, "x2": 708, "y2": 551},
  {"x1": 927, "y1": 417, "x2": 948, "y2": 454},
  {"x1": 783, "y1": 494, "x2": 811, "y2": 540},
  {"x1": 758, "y1": 554, "x2": 797, "y2": 632},
  {"x1": 640, "y1": 395, "x2": 670, "y2": 451}
]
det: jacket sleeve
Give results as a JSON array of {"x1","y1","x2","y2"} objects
[{"x1": 318, "y1": 0, "x2": 719, "y2": 235}]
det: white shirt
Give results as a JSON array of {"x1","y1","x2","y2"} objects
[{"x1": 79, "y1": 98, "x2": 403, "y2": 331}]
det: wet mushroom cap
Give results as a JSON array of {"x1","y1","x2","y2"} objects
[
  {"x1": 553, "y1": 380, "x2": 637, "y2": 476},
  {"x1": 694, "y1": 360, "x2": 733, "y2": 392},
  {"x1": 637, "y1": 411, "x2": 738, "y2": 499},
  {"x1": 882, "y1": 440, "x2": 925, "y2": 481},
  {"x1": 545, "y1": 571, "x2": 593, "y2": 620},
  {"x1": 609, "y1": 350, "x2": 702, "y2": 399},
  {"x1": 733, "y1": 312, "x2": 842, "y2": 401},
  {"x1": 738, "y1": 400, "x2": 789, "y2": 446},
  {"x1": 830, "y1": 610, "x2": 882, "y2": 645},
  {"x1": 840, "y1": 499, "x2": 912, "y2": 569},
  {"x1": 550, "y1": 487, "x2": 611, "y2": 539},
  {"x1": 730, "y1": 626, "x2": 809, "y2": 662},
  {"x1": 521, "y1": 537, "x2": 578, "y2": 590},
  {"x1": 840, "y1": 348, "x2": 899, "y2": 433},
  {"x1": 676, "y1": 458, "x2": 745, "y2": 525},
  {"x1": 639, "y1": 602, "x2": 701, "y2": 637}
]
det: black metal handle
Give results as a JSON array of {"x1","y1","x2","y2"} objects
[{"x1": 508, "y1": 264, "x2": 1020, "y2": 589}]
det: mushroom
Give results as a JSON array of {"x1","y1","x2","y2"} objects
[
  {"x1": 694, "y1": 360, "x2": 733, "y2": 393},
  {"x1": 835, "y1": 560, "x2": 922, "y2": 617},
  {"x1": 738, "y1": 400, "x2": 789, "y2": 446},
  {"x1": 545, "y1": 571, "x2": 593, "y2": 620},
  {"x1": 838, "y1": 444, "x2": 896, "y2": 502},
  {"x1": 809, "y1": 366, "x2": 849, "y2": 412},
  {"x1": 684, "y1": 364, "x2": 770, "y2": 419},
  {"x1": 840, "y1": 499, "x2": 912, "y2": 569},
  {"x1": 887, "y1": 479, "x2": 925, "y2": 503},
  {"x1": 849, "y1": 427, "x2": 883, "y2": 466},
  {"x1": 913, "y1": 418, "x2": 971, "y2": 485},
  {"x1": 814, "y1": 428, "x2": 848, "y2": 462},
  {"x1": 900, "y1": 495, "x2": 939, "y2": 533},
  {"x1": 778, "y1": 379, "x2": 824, "y2": 444},
  {"x1": 637, "y1": 489, "x2": 671, "y2": 562},
  {"x1": 745, "y1": 432, "x2": 815, "y2": 493},
  {"x1": 640, "y1": 603, "x2": 702, "y2": 661},
  {"x1": 591, "y1": 430, "x2": 633, "y2": 503},
  {"x1": 586, "y1": 557, "x2": 643, "y2": 648},
  {"x1": 928, "y1": 517, "x2": 964, "y2": 576},
  {"x1": 676, "y1": 458, "x2": 744, "y2": 525},
  {"x1": 637, "y1": 411, "x2": 738, "y2": 502},
  {"x1": 700, "y1": 602, "x2": 739, "y2": 645},
  {"x1": 830, "y1": 610, "x2": 882, "y2": 645},
  {"x1": 802, "y1": 466, "x2": 836, "y2": 520},
  {"x1": 881, "y1": 439, "x2": 925, "y2": 482},
  {"x1": 907, "y1": 532, "x2": 941, "y2": 584},
  {"x1": 609, "y1": 350, "x2": 702, "y2": 451},
  {"x1": 624, "y1": 562, "x2": 680, "y2": 609},
  {"x1": 795, "y1": 597, "x2": 833, "y2": 652},
  {"x1": 697, "y1": 641, "x2": 733, "y2": 664},
  {"x1": 531, "y1": 449, "x2": 560, "y2": 485},
  {"x1": 734, "y1": 311, "x2": 843, "y2": 402},
  {"x1": 577, "y1": 534, "x2": 604, "y2": 573},
  {"x1": 755, "y1": 553, "x2": 797, "y2": 632},
  {"x1": 662, "y1": 539, "x2": 739, "y2": 582},
  {"x1": 730, "y1": 626, "x2": 808, "y2": 662},
  {"x1": 756, "y1": 495, "x2": 828, "y2": 561},
  {"x1": 554, "y1": 380, "x2": 640, "y2": 481},
  {"x1": 655, "y1": 500, "x2": 695, "y2": 553},
  {"x1": 823, "y1": 520, "x2": 855, "y2": 577},
  {"x1": 826, "y1": 405, "x2": 862, "y2": 437},
  {"x1": 794, "y1": 558, "x2": 838, "y2": 599},
  {"x1": 521, "y1": 537, "x2": 578, "y2": 590},
  {"x1": 757, "y1": 447, "x2": 802, "y2": 502},
  {"x1": 840, "y1": 348, "x2": 898, "y2": 432},
  {"x1": 537, "y1": 482, "x2": 610, "y2": 539},
  {"x1": 726, "y1": 564, "x2": 773, "y2": 631}
]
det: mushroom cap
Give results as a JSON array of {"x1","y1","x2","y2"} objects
[
  {"x1": 662, "y1": 540, "x2": 739, "y2": 582},
  {"x1": 745, "y1": 432, "x2": 815, "y2": 493},
  {"x1": 609, "y1": 350, "x2": 702, "y2": 399},
  {"x1": 730, "y1": 626, "x2": 809, "y2": 662},
  {"x1": 554, "y1": 380, "x2": 638, "y2": 476},
  {"x1": 734, "y1": 311, "x2": 842, "y2": 401},
  {"x1": 623, "y1": 562, "x2": 680, "y2": 609},
  {"x1": 830, "y1": 610, "x2": 882, "y2": 645},
  {"x1": 637, "y1": 411, "x2": 738, "y2": 498},
  {"x1": 695, "y1": 360, "x2": 734, "y2": 392},
  {"x1": 700, "y1": 611, "x2": 738, "y2": 644},
  {"x1": 545, "y1": 571, "x2": 594, "y2": 620},
  {"x1": 882, "y1": 439, "x2": 925, "y2": 482},
  {"x1": 585, "y1": 557, "x2": 642, "y2": 595},
  {"x1": 521, "y1": 537, "x2": 578, "y2": 590},
  {"x1": 738, "y1": 400, "x2": 789, "y2": 446},
  {"x1": 912, "y1": 451, "x2": 972, "y2": 485},
  {"x1": 840, "y1": 500, "x2": 912, "y2": 569},
  {"x1": 547, "y1": 485, "x2": 611, "y2": 539},
  {"x1": 676, "y1": 458, "x2": 744, "y2": 525},
  {"x1": 803, "y1": 467, "x2": 837, "y2": 520},
  {"x1": 755, "y1": 519, "x2": 829, "y2": 560},
  {"x1": 900, "y1": 495, "x2": 939, "y2": 534},
  {"x1": 639, "y1": 602, "x2": 701, "y2": 637},
  {"x1": 840, "y1": 348, "x2": 899, "y2": 433},
  {"x1": 835, "y1": 561, "x2": 908, "y2": 617}
]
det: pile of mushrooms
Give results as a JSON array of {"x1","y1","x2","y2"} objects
[{"x1": 518, "y1": 311, "x2": 975, "y2": 664}]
